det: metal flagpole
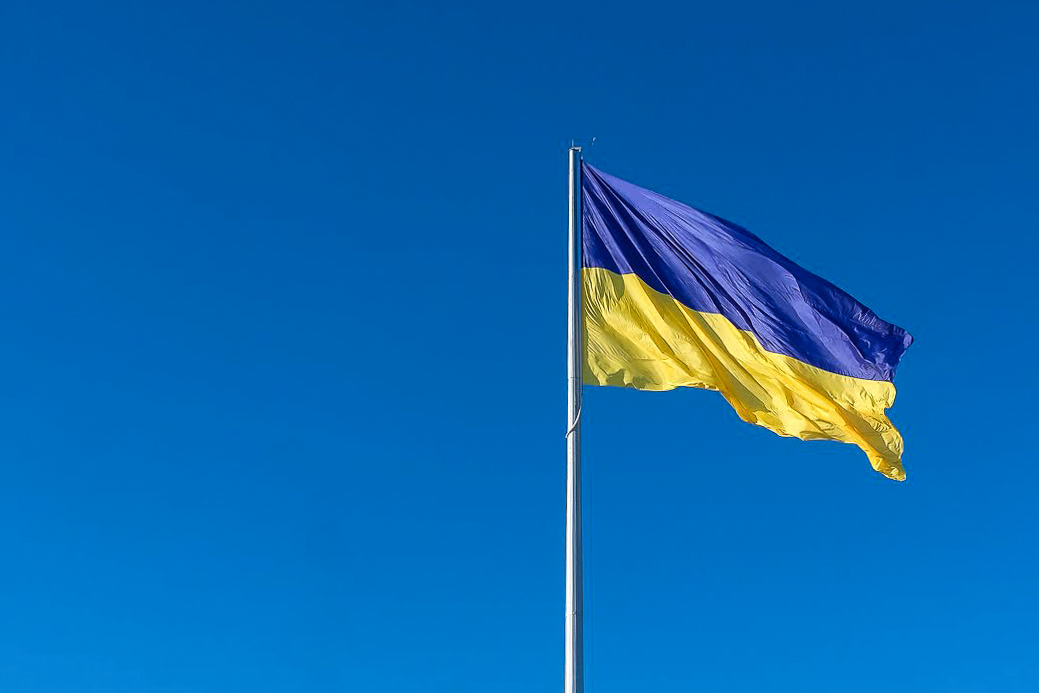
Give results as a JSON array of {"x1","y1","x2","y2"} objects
[{"x1": 565, "y1": 145, "x2": 584, "y2": 693}]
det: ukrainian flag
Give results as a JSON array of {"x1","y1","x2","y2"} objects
[{"x1": 581, "y1": 163, "x2": 913, "y2": 480}]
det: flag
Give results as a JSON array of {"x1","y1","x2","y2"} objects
[{"x1": 581, "y1": 163, "x2": 913, "y2": 480}]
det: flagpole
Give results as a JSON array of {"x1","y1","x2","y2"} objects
[{"x1": 565, "y1": 144, "x2": 584, "y2": 693}]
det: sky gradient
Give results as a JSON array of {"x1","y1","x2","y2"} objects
[{"x1": 1, "y1": 0, "x2": 1038, "y2": 691}]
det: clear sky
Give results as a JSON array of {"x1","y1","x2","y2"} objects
[{"x1": 1, "y1": 0, "x2": 1037, "y2": 691}]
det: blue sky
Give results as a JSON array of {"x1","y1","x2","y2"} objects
[{"x1": 1, "y1": 0, "x2": 1037, "y2": 691}]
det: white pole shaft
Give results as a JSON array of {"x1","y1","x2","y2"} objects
[{"x1": 565, "y1": 145, "x2": 584, "y2": 693}]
